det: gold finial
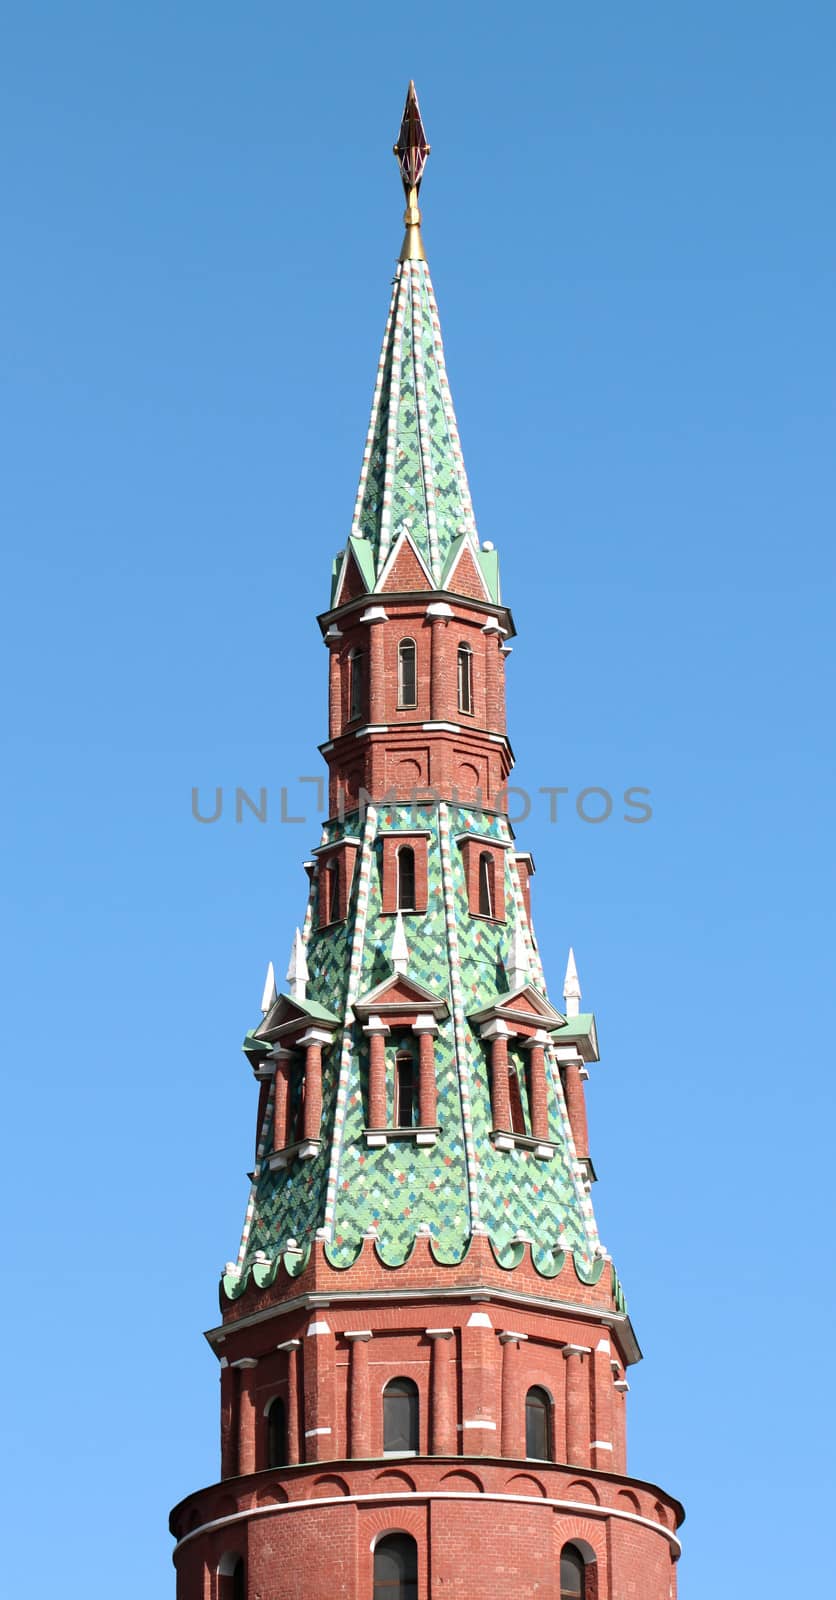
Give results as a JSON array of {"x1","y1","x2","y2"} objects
[{"x1": 394, "y1": 80, "x2": 430, "y2": 262}]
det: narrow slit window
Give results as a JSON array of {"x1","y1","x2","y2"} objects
[
  {"x1": 560, "y1": 1545, "x2": 586, "y2": 1600},
  {"x1": 394, "y1": 1050, "x2": 418, "y2": 1128},
  {"x1": 267, "y1": 1397, "x2": 287, "y2": 1468},
  {"x1": 324, "y1": 856, "x2": 340, "y2": 923},
  {"x1": 457, "y1": 642, "x2": 473, "y2": 713},
  {"x1": 374, "y1": 1532, "x2": 418, "y2": 1599},
  {"x1": 383, "y1": 1377, "x2": 419, "y2": 1454},
  {"x1": 525, "y1": 1385, "x2": 551, "y2": 1461},
  {"x1": 509, "y1": 1064, "x2": 527, "y2": 1136},
  {"x1": 290, "y1": 1058, "x2": 305, "y2": 1144},
  {"x1": 349, "y1": 648, "x2": 365, "y2": 721},
  {"x1": 398, "y1": 638, "x2": 417, "y2": 708},
  {"x1": 478, "y1": 851, "x2": 494, "y2": 917},
  {"x1": 397, "y1": 845, "x2": 416, "y2": 910}
]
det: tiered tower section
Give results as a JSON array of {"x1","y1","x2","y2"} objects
[{"x1": 170, "y1": 84, "x2": 683, "y2": 1600}]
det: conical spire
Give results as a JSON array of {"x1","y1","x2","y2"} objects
[
  {"x1": 506, "y1": 919, "x2": 530, "y2": 992},
  {"x1": 563, "y1": 947, "x2": 581, "y2": 1017},
  {"x1": 286, "y1": 928, "x2": 309, "y2": 1001},
  {"x1": 260, "y1": 960, "x2": 276, "y2": 1015},
  {"x1": 341, "y1": 83, "x2": 483, "y2": 592}
]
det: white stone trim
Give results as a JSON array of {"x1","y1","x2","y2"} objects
[
  {"x1": 458, "y1": 1420, "x2": 498, "y2": 1430},
  {"x1": 303, "y1": 1427, "x2": 332, "y2": 1437},
  {"x1": 306, "y1": 1320, "x2": 331, "y2": 1337},
  {"x1": 590, "y1": 1440, "x2": 613, "y2": 1451},
  {"x1": 206, "y1": 1287, "x2": 640, "y2": 1369},
  {"x1": 466, "y1": 1311, "x2": 493, "y2": 1328},
  {"x1": 174, "y1": 1492, "x2": 681, "y2": 1558}
]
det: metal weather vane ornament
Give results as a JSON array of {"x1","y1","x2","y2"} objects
[{"x1": 394, "y1": 80, "x2": 430, "y2": 261}]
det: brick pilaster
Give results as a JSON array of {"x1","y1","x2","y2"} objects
[
  {"x1": 303, "y1": 1317, "x2": 335, "y2": 1462},
  {"x1": 345, "y1": 1330, "x2": 373, "y2": 1458},
  {"x1": 499, "y1": 1331, "x2": 528, "y2": 1458},
  {"x1": 232, "y1": 1358, "x2": 258, "y2": 1476},
  {"x1": 277, "y1": 1339, "x2": 301, "y2": 1465},
  {"x1": 460, "y1": 1309, "x2": 499, "y2": 1455},
  {"x1": 426, "y1": 1327, "x2": 456, "y2": 1455},
  {"x1": 563, "y1": 1344, "x2": 591, "y2": 1467}
]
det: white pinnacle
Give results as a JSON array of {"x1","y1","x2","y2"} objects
[
  {"x1": 563, "y1": 947, "x2": 581, "y2": 1017},
  {"x1": 286, "y1": 928, "x2": 309, "y2": 1001},
  {"x1": 260, "y1": 960, "x2": 277, "y2": 1015},
  {"x1": 506, "y1": 920, "x2": 530, "y2": 992},
  {"x1": 392, "y1": 910, "x2": 409, "y2": 975}
]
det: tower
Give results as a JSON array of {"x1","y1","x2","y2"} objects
[{"x1": 170, "y1": 85, "x2": 683, "y2": 1600}]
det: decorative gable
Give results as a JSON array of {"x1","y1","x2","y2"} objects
[
  {"x1": 354, "y1": 972, "x2": 449, "y2": 1024},
  {"x1": 443, "y1": 537, "x2": 490, "y2": 602},
  {"x1": 334, "y1": 543, "x2": 370, "y2": 607},
  {"x1": 379, "y1": 529, "x2": 435, "y2": 595}
]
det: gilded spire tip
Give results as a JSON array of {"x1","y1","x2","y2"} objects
[{"x1": 394, "y1": 80, "x2": 430, "y2": 262}]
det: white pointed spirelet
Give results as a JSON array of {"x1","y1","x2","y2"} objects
[
  {"x1": 391, "y1": 910, "x2": 410, "y2": 975},
  {"x1": 286, "y1": 928, "x2": 309, "y2": 1001},
  {"x1": 260, "y1": 960, "x2": 277, "y2": 1016},
  {"x1": 563, "y1": 946, "x2": 581, "y2": 1018},
  {"x1": 506, "y1": 919, "x2": 530, "y2": 992}
]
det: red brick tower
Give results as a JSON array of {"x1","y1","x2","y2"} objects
[{"x1": 170, "y1": 85, "x2": 684, "y2": 1600}]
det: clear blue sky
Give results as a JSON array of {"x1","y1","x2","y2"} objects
[{"x1": 2, "y1": 4, "x2": 834, "y2": 1595}]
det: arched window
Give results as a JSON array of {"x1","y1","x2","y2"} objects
[
  {"x1": 560, "y1": 1543, "x2": 586, "y2": 1600},
  {"x1": 323, "y1": 856, "x2": 340, "y2": 924},
  {"x1": 218, "y1": 1554, "x2": 245, "y2": 1600},
  {"x1": 457, "y1": 642, "x2": 473, "y2": 714},
  {"x1": 397, "y1": 845, "x2": 416, "y2": 910},
  {"x1": 478, "y1": 851, "x2": 494, "y2": 917},
  {"x1": 267, "y1": 1396, "x2": 287, "y2": 1468},
  {"x1": 394, "y1": 1049, "x2": 417, "y2": 1128},
  {"x1": 349, "y1": 647, "x2": 365, "y2": 721},
  {"x1": 383, "y1": 1377, "x2": 419, "y2": 1455},
  {"x1": 508, "y1": 1064, "x2": 527, "y2": 1136},
  {"x1": 525, "y1": 1385, "x2": 551, "y2": 1460},
  {"x1": 374, "y1": 1532, "x2": 418, "y2": 1599},
  {"x1": 398, "y1": 638, "x2": 417, "y2": 708}
]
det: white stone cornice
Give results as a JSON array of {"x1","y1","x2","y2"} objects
[
  {"x1": 478, "y1": 1017, "x2": 514, "y2": 1041},
  {"x1": 230, "y1": 1357, "x2": 258, "y2": 1369},
  {"x1": 499, "y1": 1330, "x2": 529, "y2": 1344},
  {"x1": 360, "y1": 605, "x2": 388, "y2": 624},
  {"x1": 425, "y1": 1327, "x2": 454, "y2": 1340},
  {"x1": 296, "y1": 1026, "x2": 335, "y2": 1048},
  {"x1": 344, "y1": 1329, "x2": 373, "y2": 1342},
  {"x1": 362, "y1": 1014, "x2": 390, "y2": 1036},
  {"x1": 276, "y1": 1339, "x2": 301, "y2": 1352},
  {"x1": 562, "y1": 1344, "x2": 591, "y2": 1359}
]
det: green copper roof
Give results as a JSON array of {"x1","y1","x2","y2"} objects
[{"x1": 346, "y1": 256, "x2": 483, "y2": 590}]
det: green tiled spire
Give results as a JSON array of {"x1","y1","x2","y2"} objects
[{"x1": 347, "y1": 255, "x2": 482, "y2": 589}]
